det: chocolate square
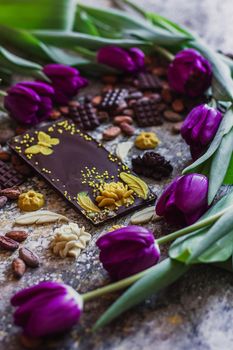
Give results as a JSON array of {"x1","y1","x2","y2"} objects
[
  {"x1": 9, "y1": 120, "x2": 156, "y2": 225},
  {"x1": 0, "y1": 160, "x2": 24, "y2": 189},
  {"x1": 133, "y1": 98, "x2": 163, "y2": 127}
]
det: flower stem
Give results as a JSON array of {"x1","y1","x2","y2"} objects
[
  {"x1": 82, "y1": 205, "x2": 233, "y2": 302},
  {"x1": 154, "y1": 46, "x2": 174, "y2": 61},
  {"x1": 82, "y1": 264, "x2": 156, "y2": 302},
  {"x1": 157, "y1": 205, "x2": 233, "y2": 245}
]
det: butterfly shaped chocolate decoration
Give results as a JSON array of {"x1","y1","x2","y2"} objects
[{"x1": 25, "y1": 131, "x2": 59, "y2": 156}]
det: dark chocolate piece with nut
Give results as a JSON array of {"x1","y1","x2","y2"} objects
[{"x1": 132, "y1": 152, "x2": 173, "y2": 180}]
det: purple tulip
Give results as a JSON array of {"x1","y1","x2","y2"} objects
[
  {"x1": 4, "y1": 81, "x2": 54, "y2": 125},
  {"x1": 43, "y1": 64, "x2": 88, "y2": 105},
  {"x1": 168, "y1": 49, "x2": 212, "y2": 97},
  {"x1": 96, "y1": 226, "x2": 160, "y2": 280},
  {"x1": 97, "y1": 46, "x2": 145, "y2": 73},
  {"x1": 181, "y1": 104, "x2": 222, "y2": 159},
  {"x1": 11, "y1": 281, "x2": 83, "y2": 338},
  {"x1": 156, "y1": 173, "x2": 208, "y2": 226}
]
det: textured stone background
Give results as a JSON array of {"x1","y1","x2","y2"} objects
[{"x1": 1, "y1": 1, "x2": 233, "y2": 349}]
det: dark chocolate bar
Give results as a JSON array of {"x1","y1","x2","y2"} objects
[
  {"x1": 99, "y1": 89, "x2": 128, "y2": 114},
  {"x1": 10, "y1": 120, "x2": 155, "y2": 225},
  {"x1": 71, "y1": 102, "x2": 100, "y2": 131},
  {"x1": 0, "y1": 160, "x2": 24, "y2": 189},
  {"x1": 136, "y1": 73, "x2": 161, "y2": 91},
  {"x1": 133, "y1": 98, "x2": 163, "y2": 127}
]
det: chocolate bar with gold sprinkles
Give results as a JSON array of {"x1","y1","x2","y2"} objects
[{"x1": 9, "y1": 120, "x2": 156, "y2": 225}]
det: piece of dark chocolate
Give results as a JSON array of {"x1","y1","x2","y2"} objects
[
  {"x1": 132, "y1": 152, "x2": 173, "y2": 180},
  {"x1": 10, "y1": 120, "x2": 155, "y2": 225},
  {"x1": 136, "y1": 73, "x2": 161, "y2": 91},
  {"x1": 133, "y1": 98, "x2": 163, "y2": 127},
  {"x1": 71, "y1": 102, "x2": 100, "y2": 131},
  {"x1": 99, "y1": 89, "x2": 128, "y2": 114},
  {"x1": 0, "y1": 160, "x2": 24, "y2": 189}
]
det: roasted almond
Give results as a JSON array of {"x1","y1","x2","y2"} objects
[
  {"x1": 19, "y1": 247, "x2": 40, "y2": 267},
  {"x1": 0, "y1": 187, "x2": 21, "y2": 199},
  {"x1": 12, "y1": 258, "x2": 26, "y2": 278},
  {"x1": 5, "y1": 230, "x2": 28, "y2": 242},
  {"x1": 0, "y1": 235, "x2": 19, "y2": 251},
  {"x1": 114, "y1": 115, "x2": 133, "y2": 125}
]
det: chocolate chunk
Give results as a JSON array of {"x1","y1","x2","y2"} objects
[
  {"x1": 136, "y1": 73, "x2": 161, "y2": 91},
  {"x1": 0, "y1": 160, "x2": 24, "y2": 189},
  {"x1": 133, "y1": 98, "x2": 163, "y2": 127},
  {"x1": 99, "y1": 89, "x2": 128, "y2": 114},
  {"x1": 132, "y1": 152, "x2": 173, "y2": 180},
  {"x1": 10, "y1": 120, "x2": 155, "y2": 225},
  {"x1": 70, "y1": 102, "x2": 100, "y2": 131}
]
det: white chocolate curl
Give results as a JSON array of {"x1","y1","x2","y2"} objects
[{"x1": 50, "y1": 223, "x2": 91, "y2": 258}]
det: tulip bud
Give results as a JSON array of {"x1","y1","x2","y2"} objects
[
  {"x1": 97, "y1": 46, "x2": 145, "y2": 72},
  {"x1": 4, "y1": 81, "x2": 54, "y2": 125},
  {"x1": 181, "y1": 104, "x2": 222, "y2": 159},
  {"x1": 156, "y1": 173, "x2": 208, "y2": 226},
  {"x1": 43, "y1": 64, "x2": 88, "y2": 105},
  {"x1": 168, "y1": 49, "x2": 212, "y2": 97},
  {"x1": 96, "y1": 226, "x2": 160, "y2": 280},
  {"x1": 11, "y1": 281, "x2": 83, "y2": 338}
]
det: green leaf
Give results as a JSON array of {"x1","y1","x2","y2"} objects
[
  {"x1": 169, "y1": 190, "x2": 233, "y2": 263},
  {"x1": 0, "y1": 0, "x2": 76, "y2": 30},
  {"x1": 77, "y1": 5, "x2": 188, "y2": 46},
  {"x1": 145, "y1": 12, "x2": 193, "y2": 38},
  {"x1": 223, "y1": 153, "x2": 233, "y2": 184},
  {"x1": 93, "y1": 258, "x2": 188, "y2": 330},
  {"x1": 32, "y1": 30, "x2": 149, "y2": 50},
  {"x1": 198, "y1": 231, "x2": 233, "y2": 263},
  {"x1": 186, "y1": 209, "x2": 233, "y2": 264},
  {"x1": 183, "y1": 106, "x2": 233, "y2": 174},
  {"x1": 191, "y1": 41, "x2": 233, "y2": 101},
  {"x1": 74, "y1": 9, "x2": 100, "y2": 36},
  {"x1": 0, "y1": 46, "x2": 46, "y2": 80},
  {"x1": 208, "y1": 128, "x2": 233, "y2": 203}
]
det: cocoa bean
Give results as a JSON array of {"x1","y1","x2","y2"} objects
[
  {"x1": 172, "y1": 99, "x2": 185, "y2": 113},
  {"x1": 19, "y1": 247, "x2": 40, "y2": 267},
  {"x1": 0, "y1": 235, "x2": 19, "y2": 251},
  {"x1": 0, "y1": 150, "x2": 11, "y2": 161},
  {"x1": 5, "y1": 230, "x2": 28, "y2": 242},
  {"x1": 164, "y1": 110, "x2": 183, "y2": 122},
  {"x1": 114, "y1": 116, "x2": 133, "y2": 125},
  {"x1": 0, "y1": 187, "x2": 21, "y2": 199},
  {"x1": 92, "y1": 95, "x2": 102, "y2": 106},
  {"x1": 120, "y1": 123, "x2": 135, "y2": 136},
  {"x1": 102, "y1": 126, "x2": 121, "y2": 141},
  {"x1": 12, "y1": 258, "x2": 26, "y2": 278}
]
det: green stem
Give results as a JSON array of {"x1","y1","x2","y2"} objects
[
  {"x1": 154, "y1": 46, "x2": 174, "y2": 61},
  {"x1": 82, "y1": 205, "x2": 233, "y2": 302},
  {"x1": 82, "y1": 264, "x2": 157, "y2": 302}
]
